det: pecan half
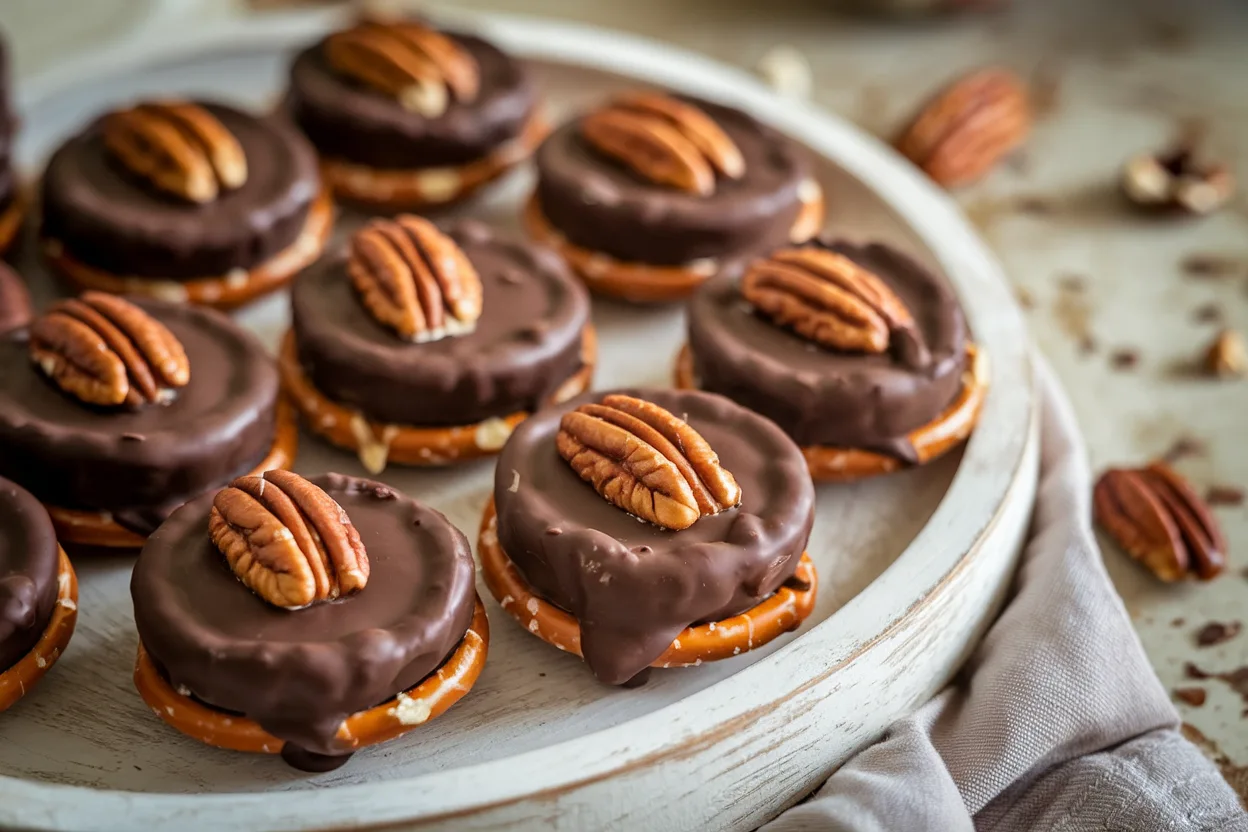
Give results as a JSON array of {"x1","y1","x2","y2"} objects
[
  {"x1": 1094, "y1": 461, "x2": 1227, "y2": 582},
  {"x1": 580, "y1": 92, "x2": 744, "y2": 195},
  {"x1": 210, "y1": 470, "x2": 369, "y2": 609},
  {"x1": 742, "y1": 246, "x2": 925, "y2": 359},
  {"x1": 896, "y1": 68, "x2": 1030, "y2": 188},
  {"x1": 1122, "y1": 145, "x2": 1235, "y2": 215},
  {"x1": 29, "y1": 292, "x2": 189, "y2": 408},
  {"x1": 556, "y1": 394, "x2": 742, "y2": 530},
  {"x1": 102, "y1": 101, "x2": 247, "y2": 203},
  {"x1": 325, "y1": 20, "x2": 479, "y2": 117},
  {"x1": 348, "y1": 215, "x2": 483, "y2": 342}
]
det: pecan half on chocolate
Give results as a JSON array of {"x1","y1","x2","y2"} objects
[
  {"x1": 580, "y1": 92, "x2": 745, "y2": 196},
  {"x1": 557, "y1": 394, "x2": 742, "y2": 530},
  {"x1": 29, "y1": 292, "x2": 190, "y2": 408},
  {"x1": 325, "y1": 20, "x2": 479, "y2": 117},
  {"x1": 103, "y1": 101, "x2": 247, "y2": 203},
  {"x1": 349, "y1": 215, "x2": 484, "y2": 342},
  {"x1": 896, "y1": 68, "x2": 1030, "y2": 188},
  {"x1": 210, "y1": 470, "x2": 369, "y2": 609},
  {"x1": 742, "y1": 246, "x2": 926, "y2": 360},
  {"x1": 1094, "y1": 461, "x2": 1227, "y2": 582},
  {"x1": 1122, "y1": 145, "x2": 1235, "y2": 215}
]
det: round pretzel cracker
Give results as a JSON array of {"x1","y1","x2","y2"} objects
[
  {"x1": 133, "y1": 597, "x2": 488, "y2": 755},
  {"x1": 44, "y1": 396, "x2": 300, "y2": 549},
  {"x1": 0, "y1": 547, "x2": 78, "y2": 712},
  {"x1": 675, "y1": 342, "x2": 989, "y2": 481},
  {"x1": 322, "y1": 114, "x2": 548, "y2": 212},
  {"x1": 278, "y1": 326, "x2": 597, "y2": 471},
  {"x1": 478, "y1": 498, "x2": 817, "y2": 668},
  {"x1": 42, "y1": 188, "x2": 334, "y2": 310},
  {"x1": 522, "y1": 180, "x2": 825, "y2": 303},
  {"x1": 0, "y1": 192, "x2": 25, "y2": 259}
]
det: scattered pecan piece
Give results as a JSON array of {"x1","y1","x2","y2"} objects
[
  {"x1": 348, "y1": 215, "x2": 483, "y2": 342},
  {"x1": 580, "y1": 92, "x2": 744, "y2": 195},
  {"x1": 0, "y1": 262, "x2": 32, "y2": 333},
  {"x1": 742, "y1": 246, "x2": 928, "y2": 362},
  {"x1": 29, "y1": 292, "x2": 189, "y2": 408},
  {"x1": 895, "y1": 67, "x2": 1031, "y2": 188},
  {"x1": 324, "y1": 20, "x2": 479, "y2": 117},
  {"x1": 210, "y1": 470, "x2": 369, "y2": 609},
  {"x1": 556, "y1": 394, "x2": 742, "y2": 530},
  {"x1": 1203, "y1": 329, "x2": 1246, "y2": 378},
  {"x1": 1175, "y1": 686, "x2": 1208, "y2": 707},
  {"x1": 1093, "y1": 461, "x2": 1228, "y2": 582},
  {"x1": 1122, "y1": 145, "x2": 1235, "y2": 215},
  {"x1": 102, "y1": 101, "x2": 247, "y2": 203},
  {"x1": 1196, "y1": 621, "x2": 1241, "y2": 647},
  {"x1": 1206, "y1": 485, "x2": 1245, "y2": 507}
]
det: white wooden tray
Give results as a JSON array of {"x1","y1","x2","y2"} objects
[{"x1": 0, "y1": 9, "x2": 1038, "y2": 831}]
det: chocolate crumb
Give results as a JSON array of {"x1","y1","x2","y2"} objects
[
  {"x1": 538, "y1": 672, "x2": 546, "y2": 677},
  {"x1": 1111, "y1": 348, "x2": 1140, "y2": 369},
  {"x1": 1181, "y1": 254, "x2": 1245, "y2": 280},
  {"x1": 1192, "y1": 303, "x2": 1223, "y2": 324},
  {"x1": 1172, "y1": 617, "x2": 1186, "y2": 627},
  {"x1": 1207, "y1": 485, "x2": 1245, "y2": 507},
  {"x1": 1078, "y1": 334, "x2": 1098, "y2": 355},
  {"x1": 1175, "y1": 687, "x2": 1208, "y2": 706},
  {"x1": 1186, "y1": 661, "x2": 1212, "y2": 680},
  {"x1": 1161, "y1": 435, "x2": 1207, "y2": 463},
  {"x1": 1197, "y1": 621, "x2": 1242, "y2": 647}
]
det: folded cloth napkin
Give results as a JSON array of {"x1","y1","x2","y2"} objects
[{"x1": 766, "y1": 358, "x2": 1248, "y2": 831}]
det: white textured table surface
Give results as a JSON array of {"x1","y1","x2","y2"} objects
[{"x1": 5, "y1": 0, "x2": 1248, "y2": 799}]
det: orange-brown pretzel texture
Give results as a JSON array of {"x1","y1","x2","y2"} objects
[
  {"x1": 674, "y1": 342, "x2": 988, "y2": 481},
  {"x1": 42, "y1": 189, "x2": 334, "y2": 310},
  {"x1": 0, "y1": 548, "x2": 78, "y2": 712},
  {"x1": 44, "y1": 396, "x2": 300, "y2": 549},
  {"x1": 522, "y1": 182, "x2": 826, "y2": 303},
  {"x1": 321, "y1": 114, "x2": 548, "y2": 211},
  {"x1": 0, "y1": 193, "x2": 25, "y2": 258},
  {"x1": 133, "y1": 597, "x2": 489, "y2": 755},
  {"x1": 478, "y1": 499, "x2": 817, "y2": 668},
  {"x1": 278, "y1": 326, "x2": 596, "y2": 472}
]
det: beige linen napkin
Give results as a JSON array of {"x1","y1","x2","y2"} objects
[{"x1": 767, "y1": 358, "x2": 1247, "y2": 831}]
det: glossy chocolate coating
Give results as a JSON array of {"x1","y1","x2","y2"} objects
[
  {"x1": 131, "y1": 474, "x2": 477, "y2": 756},
  {"x1": 287, "y1": 32, "x2": 536, "y2": 169},
  {"x1": 494, "y1": 388, "x2": 815, "y2": 685},
  {"x1": 40, "y1": 102, "x2": 320, "y2": 279},
  {"x1": 0, "y1": 298, "x2": 279, "y2": 535},
  {"x1": 292, "y1": 220, "x2": 590, "y2": 427},
  {"x1": 0, "y1": 262, "x2": 31, "y2": 332},
  {"x1": 534, "y1": 96, "x2": 811, "y2": 266},
  {"x1": 0, "y1": 477, "x2": 58, "y2": 672},
  {"x1": 687, "y1": 239, "x2": 968, "y2": 459}
]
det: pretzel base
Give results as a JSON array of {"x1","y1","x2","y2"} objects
[
  {"x1": 0, "y1": 548, "x2": 78, "y2": 712},
  {"x1": 133, "y1": 597, "x2": 489, "y2": 767},
  {"x1": 43, "y1": 396, "x2": 300, "y2": 550},
  {"x1": 278, "y1": 326, "x2": 596, "y2": 472},
  {"x1": 675, "y1": 342, "x2": 988, "y2": 481},
  {"x1": 478, "y1": 498, "x2": 817, "y2": 677},
  {"x1": 522, "y1": 181, "x2": 826, "y2": 303},
  {"x1": 41, "y1": 188, "x2": 334, "y2": 310},
  {"x1": 321, "y1": 114, "x2": 548, "y2": 212},
  {"x1": 0, "y1": 193, "x2": 24, "y2": 258}
]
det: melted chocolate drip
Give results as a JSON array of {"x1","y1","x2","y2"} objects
[{"x1": 0, "y1": 477, "x2": 58, "y2": 671}]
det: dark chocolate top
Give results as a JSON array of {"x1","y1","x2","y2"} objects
[
  {"x1": 534, "y1": 95, "x2": 811, "y2": 266},
  {"x1": 132, "y1": 474, "x2": 477, "y2": 755},
  {"x1": 0, "y1": 477, "x2": 58, "y2": 672},
  {"x1": 687, "y1": 239, "x2": 968, "y2": 459},
  {"x1": 292, "y1": 220, "x2": 590, "y2": 427},
  {"x1": 287, "y1": 31, "x2": 536, "y2": 168},
  {"x1": 0, "y1": 298, "x2": 279, "y2": 535},
  {"x1": 40, "y1": 102, "x2": 320, "y2": 279},
  {"x1": 494, "y1": 388, "x2": 815, "y2": 685}
]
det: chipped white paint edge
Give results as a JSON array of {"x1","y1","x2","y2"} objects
[{"x1": 1, "y1": 11, "x2": 1036, "y2": 832}]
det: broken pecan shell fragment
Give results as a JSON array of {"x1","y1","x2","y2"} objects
[
  {"x1": 348, "y1": 215, "x2": 483, "y2": 342},
  {"x1": 1094, "y1": 461, "x2": 1227, "y2": 582},
  {"x1": 210, "y1": 470, "x2": 370, "y2": 610},
  {"x1": 102, "y1": 101, "x2": 247, "y2": 203},
  {"x1": 556, "y1": 394, "x2": 742, "y2": 530},
  {"x1": 1122, "y1": 145, "x2": 1235, "y2": 215},
  {"x1": 579, "y1": 92, "x2": 745, "y2": 195},
  {"x1": 29, "y1": 291, "x2": 190, "y2": 408}
]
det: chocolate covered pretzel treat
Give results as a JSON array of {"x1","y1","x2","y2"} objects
[
  {"x1": 0, "y1": 262, "x2": 32, "y2": 333},
  {"x1": 480, "y1": 389, "x2": 817, "y2": 685},
  {"x1": 0, "y1": 476, "x2": 78, "y2": 713},
  {"x1": 286, "y1": 15, "x2": 543, "y2": 211},
  {"x1": 678, "y1": 238, "x2": 987, "y2": 481},
  {"x1": 0, "y1": 293, "x2": 296, "y2": 548},
  {"x1": 0, "y1": 31, "x2": 23, "y2": 258},
  {"x1": 281, "y1": 216, "x2": 594, "y2": 472},
  {"x1": 40, "y1": 99, "x2": 332, "y2": 308},
  {"x1": 131, "y1": 471, "x2": 487, "y2": 771},
  {"x1": 525, "y1": 91, "x2": 825, "y2": 302}
]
